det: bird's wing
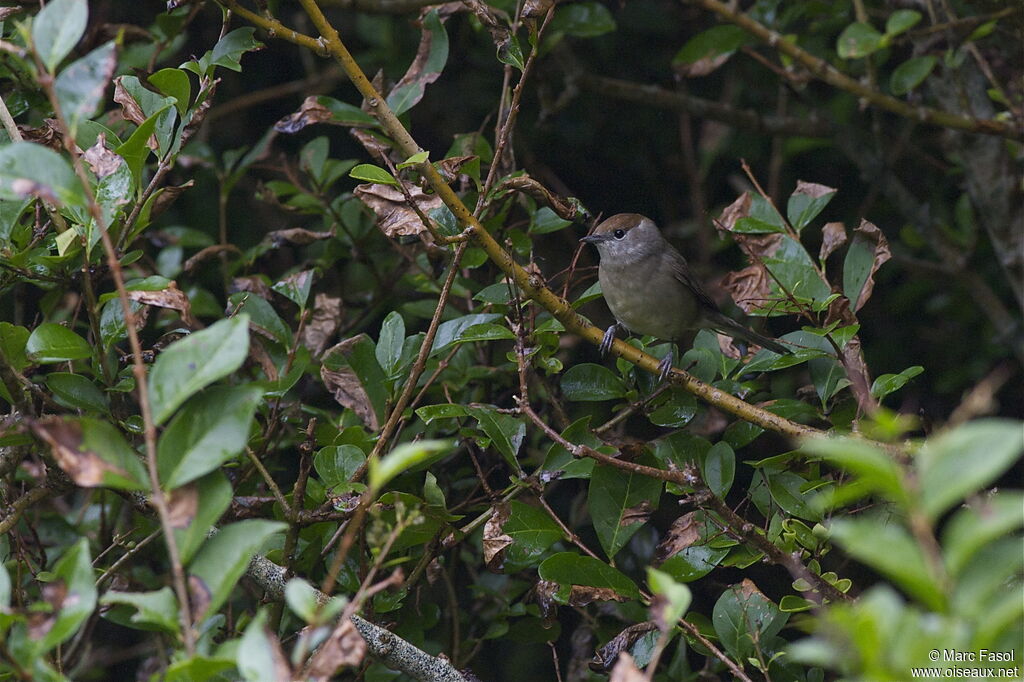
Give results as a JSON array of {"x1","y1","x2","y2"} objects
[{"x1": 667, "y1": 249, "x2": 720, "y2": 312}]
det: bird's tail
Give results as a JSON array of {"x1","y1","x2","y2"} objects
[{"x1": 707, "y1": 312, "x2": 790, "y2": 355}]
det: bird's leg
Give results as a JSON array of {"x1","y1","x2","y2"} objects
[{"x1": 600, "y1": 322, "x2": 621, "y2": 356}]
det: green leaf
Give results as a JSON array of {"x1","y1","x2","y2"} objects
[
  {"x1": 430, "y1": 313, "x2": 503, "y2": 354},
  {"x1": 189, "y1": 521, "x2": 286, "y2": 620},
  {"x1": 673, "y1": 24, "x2": 748, "y2": 68},
  {"x1": 561, "y1": 363, "x2": 627, "y2": 401},
  {"x1": 530, "y1": 207, "x2": 571, "y2": 234},
  {"x1": 648, "y1": 568, "x2": 692, "y2": 627},
  {"x1": 149, "y1": 68, "x2": 191, "y2": 116},
  {"x1": 885, "y1": 10, "x2": 922, "y2": 36},
  {"x1": 702, "y1": 442, "x2": 735, "y2": 498},
  {"x1": 55, "y1": 42, "x2": 117, "y2": 134},
  {"x1": 764, "y1": 236, "x2": 833, "y2": 305},
  {"x1": 497, "y1": 34, "x2": 525, "y2": 71},
  {"x1": 942, "y1": 491, "x2": 1024, "y2": 577},
  {"x1": 100, "y1": 587, "x2": 179, "y2": 633},
  {"x1": 550, "y1": 3, "x2": 616, "y2": 38},
  {"x1": 538, "y1": 552, "x2": 640, "y2": 600},
  {"x1": 0, "y1": 142, "x2": 83, "y2": 207},
  {"x1": 376, "y1": 311, "x2": 406, "y2": 377},
  {"x1": 227, "y1": 292, "x2": 291, "y2": 347},
  {"x1": 284, "y1": 579, "x2": 320, "y2": 623},
  {"x1": 916, "y1": 419, "x2": 1024, "y2": 521},
  {"x1": 829, "y1": 516, "x2": 944, "y2": 610},
  {"x1": 32, "y1": 0, "x2": 87, "y2": 72},
  {"x1": 837, "y1": 22, "x2": 884, "y2": 59},
  {"x1": 34, "y1": 538, "x2": 96, "y2": 654},
  {"x1": 369, "y1": 439, "x2": 452, "y2": 492},
  {"x1": 236, "y1": 609, "x2": 279, "y2": 682},
  {"x1": 323, "y1": 334, "x2": 389, "y2": 428},
  {"x1": 386, "y1": 10, "x2": 448, "y2": 117},
  {"x1": 467, "y1": 405, "x2": 526, "y2": 469},
  {"x1": 0, "y1": 323, "x2": 29, "y2": 371},
  {"x1": 26, "y1": 323, "x2": 91, "y2": 363},
  {"x1": 870, "y1": 365, "x2": 923, "y2": 399},
  {"x1": 148, "y1": 315, "x2": 251, "y2": 425},
  {"x1": 415, "y1": 403, "x2": 469, "y2": 423},
  {"x1": 32, "y1": 417, "x2": 148, "y2": 490},
  {"x1": 712, "y1": 581, "x2": 788, "y2": 662},
  {"x1": 175, "y1": 471, "x2": 233, "y2": 565},
  {"x1": 45, "y1": 373, "x2": 109, "y2": 413},
  {"x1": 314, "y1": 444, "x2": 366, "y2": 489},
  {"x1": 589, "y1": 455, "x2": 663, "y2": 559},
  {"x1": 204, "y1": 27, "x2": 263, "y2": 74},
  {"x1": 732, "y1": 217, "x2": 786, "y2": 234},
  {"x1": 800, "y1": 436, "x2": 908, "y2": 509},
  {"x1": 786, "y1": 182, "x2": 836, "y2": 232},
  {"x1": 307, "y1": 96, "x2": 377, "y2": 127},
  {"x1": 271, "y1": 269, "x2": 315, "y2": 309},
  {"x1": 349, "y1": 163, "x2": 398, "y2": 185},
  {"x1": 890, "y1": 56, "x2": 937, "y2": 95},
  {"x1": 157, "y1": 385, "x2": 264, "y2": 489},
  {"x1": 504, "y1": 501, "x2": 565, "y2": 564},
  {"x1": 116, "y1": 105, "x2": 171, "y2": 188},
  {"x1": 660, "y1": 545, "x2": 728, "y2": 583}
]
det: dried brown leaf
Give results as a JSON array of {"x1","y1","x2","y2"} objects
[
  {"x1": 83, "y1": 134, "x2": 125, "y2": 178},
  {"x1": 127, "y1": 282, "x2": 195, "y2": 326},
  {"x1": 354, "y1": 183, "x2": 443, "y2": 244},
  {"x1": 720, "y1": 264, "x2": 773, "y2": 314},
  {"x1": 654, "y1": 511, "x2": 702, "y2": 563},
  {"x1": 819, "y1": 221, "x2": 847, "y2": 262},
  {"x1": 521, "y1": 0, "x2": 554, "y2": 19},
  {"x1": 674, "y1": 52, "x2": 732, "y2": 78},
  {"x1": 18, "y1": 119, "x2": 63, "y2": 150},
  {"x1": 609, "y1": 653, "x2": 646, "y2": 682},
  {"x1": 183, "y1": 244, "x2": 241, "y2": 274},
  {"x1": 300, "y1": 293, "x2": 344, "y2": 358},
  {"x1": 249, "y1": 338, "x2": 279, "y2": 382},
  {"x1": 567, "y1": 585, "x2": 628, "y2": 608},
  {"x1": 483, "y1": 502, "x2": 513, "y2": 570},
  {"x1": 436, "y1": 155, "x2": 478, "y2": 183},
  {"x1": 112, "y1": 76, "x2": 147, "y2": 127},
  {"x1": 187, "y1": 575, "x2": 211, "y2": 623},
  {"x1": 30, "y1": 418, "x2": 127, "y2": 487},
  {"x1": 274, "y1": 95, "x2": 333, "y2": 134},
  {"x1": 306, "y1": 618, "x2": 366, "y2": 679},
  {"x1": 265, "y1": 227, "x2": 334, "y2": 246},
  {"x1": 232, "y1": 275, "x2": 274, "y2": 300},
  {"x1": 321, "y1": 336, "x2": 380, "y2": 431},
  {"x1": 619, "y1": 500, "x2": 653, "y2": 527},
  {"x1": 166, "y1": 482, "x2": 198, "y2": 529},
  {"x1": 717, "y1": 192, "x2": 752, "y2": 232},
  {"x1": 590, "y1": 622, "x2": 658, "y2": 672},
  {"x1": 28, "y1": 580, "x2": 68, "y2": 639},
  {"x1": 793, "y1": 180, "x2": 836, "y2": 199},
  {"x1": 850, "y1": 219, "x2": 891, "y2": 311},
  {"x1": 147, "y1": 181, "x2": 194, "y2": 222},
  {"x1": 350, "y1": 127, "x2": 393, "y2": 160}
]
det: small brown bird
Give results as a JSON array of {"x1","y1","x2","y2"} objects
[{"x1": 581, "y1": 213, "x2": 789, "y2": 380}]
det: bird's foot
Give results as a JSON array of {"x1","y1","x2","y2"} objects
[
  {"x1": 657, "y1": 350, "x2": 675, "y2": 383},
  {"x1": 600, "y1": 323, "x2": 619, "y2": 356}
]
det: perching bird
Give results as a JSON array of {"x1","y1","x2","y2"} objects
[{"x1": 581, "y1": 213, "x2": 789, "y2": 380}]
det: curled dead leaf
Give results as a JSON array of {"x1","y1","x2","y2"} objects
[
  {"x1": 609, "y1": 652, "x2": 646, "y2": 682},
  {"x1": 18, "y1": 119, "x2": 63, "y2": 150},
  {"x1": 483, "y1": 502, "x2": 513, "y2": 570},
  {"x1": 720, "y1": 264, "x2": 774, "y2": 314},
  {"x1": 113, "y1": 76, "x2": 148, "y2": 127},
  {"x1": 567, "y1": 585, "x2": 628, "y2": 607},
  {"x1": 300, "y1": 293, "x2": 344, "y2": 358},
  {"x1": 354, "y1": 183, "x2": 443, "y2": 244},
  {"x1": 521, "y1": 0, "x2": 554, "y2": 18},
  {"x1": 127, "y1": 282, "x2": 195, "y2": 326},
  {"x1": 793, "y1": 180, "x2": 836, "y2": 199},
  {"x1": 819, "y1": 221, "x2": 847, "y2": 262},
  {"x1": 849, "y1": 219, "x2": 891, "y2": 311},
  {"x1": 674, "y1": 52, "x2": 732, "y2": 78},
  {"x1": 654, "y1": 511, "x2": 702, "y2": 564},
  {"x1": 619, "y1": 500, "x2": 653, "y2": 527},
  {"x1": 147, "y1": 181, "x2": 194, "y2": 222},
  {"x1": 30, "y1": 418, "x2": 128, "y2": 488},
  {"x1": 591, "y1": 622, "x2": 658, "y2": 672},
  {"x1": 82, "y1": 134, "x2": 123, "y2": 178},
  {"x1": 321, "y1": 364, "x2": 379, "y2": 430},
  {"x1": 275, "y1": 95, "x2": 334, "y2": 134},
  {"x1": 307, "y1": 617, "x2": 366, "y2": 679},
  {"x1": 166, "y1": 482, "x2": 199, "y2": 529},
  {"x1": 265, "y1": 227, "x2": 334, "y2": 246},
  {"x1": 187, "y1": 574, "x2": 211, "y2": 623}
]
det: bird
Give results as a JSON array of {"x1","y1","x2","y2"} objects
[{"x1": 580, "y1": 213, "x2": 789, "y2": 381}]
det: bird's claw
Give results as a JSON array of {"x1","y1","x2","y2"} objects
[
  {"x1": 657, "y1": 351, "x2": 675, "y2": 383},
  {"x1": 600, "y1": 324, "x2": 618, "y2": 356}
]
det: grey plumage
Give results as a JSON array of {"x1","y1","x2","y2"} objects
[{"x1": 581, "y1": 214, "x2": 788, "y2": 377}]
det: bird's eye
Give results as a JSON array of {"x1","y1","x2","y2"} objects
[{"x1": 613, "y1": 229, "x2": 626, "y2": 239}]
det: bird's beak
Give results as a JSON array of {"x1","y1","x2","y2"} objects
[{"x1": 580, "y1": 233, "x2": 611, "y2": 244}]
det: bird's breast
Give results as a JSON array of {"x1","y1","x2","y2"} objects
[{"x1": 599, "y1": 258, "x2": 698, "y2": 340}]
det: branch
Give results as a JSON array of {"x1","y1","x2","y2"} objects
[{"x1": 684, "y1": 0, "x2": 1023, "y2": 141}]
